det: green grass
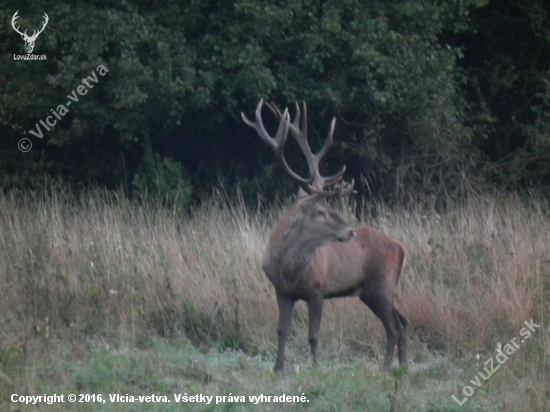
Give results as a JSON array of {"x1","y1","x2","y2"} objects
[{"x1": 5, "y1": 333, "x2": 540, "y2": 411}]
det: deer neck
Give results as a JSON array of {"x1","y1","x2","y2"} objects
[{"x1": 272, "y1": 221, "x2": 328, "y2": 281}]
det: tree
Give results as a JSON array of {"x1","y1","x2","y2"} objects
[{"x1": 1, "y1": 0, "x2": 498, "y2": 203}]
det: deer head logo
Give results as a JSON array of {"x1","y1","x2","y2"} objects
[{"x1": 11, "y1": 11, "x2": 49, "y2": 54}]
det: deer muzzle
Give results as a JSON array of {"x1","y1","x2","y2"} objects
[{"x1": 337, "y1": 229, "x2": 356, "y2": 242}]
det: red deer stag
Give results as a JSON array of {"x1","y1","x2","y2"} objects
[{"x1": 242, "y1": 99, "x2": 409, "y2": 371}]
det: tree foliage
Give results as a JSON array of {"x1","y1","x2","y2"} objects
[{"x1": 0, "y1": 0, "x2": 549, "y2": 203}]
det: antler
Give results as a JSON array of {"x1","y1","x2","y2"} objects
[
  {"x1": 242, "y1": 99, "x2": 354, "y2": 197},
  {"x1": 11, "y1": 11, "x2": 49, "y2": 40},
  {"x1": 11, "y1": 11, "x2": 25, "y2": 37},
  {"x1": 33, "y1": 13, "x2": 49, "y2": 40},
  {"x1": 241, "y1": 99, "x2": 314, "y2": 194},
  {"x1": 266, "y1": 102, "x2": 348, "y2": 194}
]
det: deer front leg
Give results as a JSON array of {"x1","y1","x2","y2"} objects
[
  {"x1": 275, "y1": 290, "x2": 295, "y2": 371},
  {"x1": 307, "y1": 296, "x2": 324, "y2": 365}
]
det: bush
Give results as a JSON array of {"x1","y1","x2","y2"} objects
[{"x1": 132, "y1": 142, "x2": 193, "y2": 212}]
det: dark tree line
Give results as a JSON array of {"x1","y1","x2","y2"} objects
[{"x1": 1, "y1": 0, "x2": 549, "y2": 206}]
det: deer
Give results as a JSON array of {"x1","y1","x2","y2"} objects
[
  {"x1": 241, "y1": 99, "x2": 409, "y2": 371},
  {"x1": 11, "y1": 11, "x2": 49, "y2": 54}
]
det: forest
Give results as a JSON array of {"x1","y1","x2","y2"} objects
[{"x1": 1, "y1": 0, "x2": 549, "y2": 204}]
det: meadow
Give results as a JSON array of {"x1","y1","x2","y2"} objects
[{"x1": 0, "y1": 185, "x2": 548, "y2": 411}]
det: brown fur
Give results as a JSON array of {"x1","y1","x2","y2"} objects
[
  {"x1": 264, "y1": 195, "x2": 409, "y2": 371},
  {"x1": 242, "y1": 99, "x2": 408, "y2": 371}
]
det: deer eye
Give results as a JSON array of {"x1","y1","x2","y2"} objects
[{"x1": 316, "y1": 209, "x2": 326, "y2": 217}]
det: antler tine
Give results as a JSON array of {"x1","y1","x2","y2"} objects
[
  {"x1": 314, "y1": 117, "x2": 336, "y2": 164},
  {"x1": 11, "y1": 11, "x2": 25, "y2": 36},
  {"x1": 34, "y1": 13, "x2": 49, "y2": 37},
  {"x1": 275, "y1": 120, "x2": 318, "y2": 193},
  {"x1": 242, "y1": 99, "x2": 314, "y2": 191},
  {"x1": 241, "y1": 99, "x2": 282, "y2": 151},
  {"x1": 286, "y1": 103, "x2": 346, "y2": 191},
  {"x1": 322, "y1": 165, "x2": 346, "y2": 186},
  {"x1": 337, "y1": 178, "x2": 355, "y2": 197},
  {"x1": 312, "y1": 178, "x2": 355, "y2": 199},
  {"x1": 299, "y1": 101, "x2": 308, "y2": 151},
  {"x1": 241, "y1": 100, "x2": 282, "y2": 152},
  {"x1": 265, "y1": 101, "x2": 284, "y2": 119},
  {"x1": 267, "y1": 101, "x2": 318, "y2": 176}
]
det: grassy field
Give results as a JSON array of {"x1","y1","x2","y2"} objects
[{"x1": 0, "y1": 185, "x2": 549, "y2": 411}]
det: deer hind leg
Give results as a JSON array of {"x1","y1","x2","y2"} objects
[
  {"x1": 359, "y1": 293, "x2": 399, "y2": 369},
  {"x1": 275, "y1": 290, "x2": 296, "y2": 371},
  {"x1": 307, "y1": 296, "x2": 324, "y2": 365},
  {"x1": 393, "y1": 308, "x2": 409, "y2": 365}
]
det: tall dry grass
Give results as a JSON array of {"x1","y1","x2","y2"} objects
[{"x1": 0, "y1": 184, "x2": 548, "y2": 381}]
